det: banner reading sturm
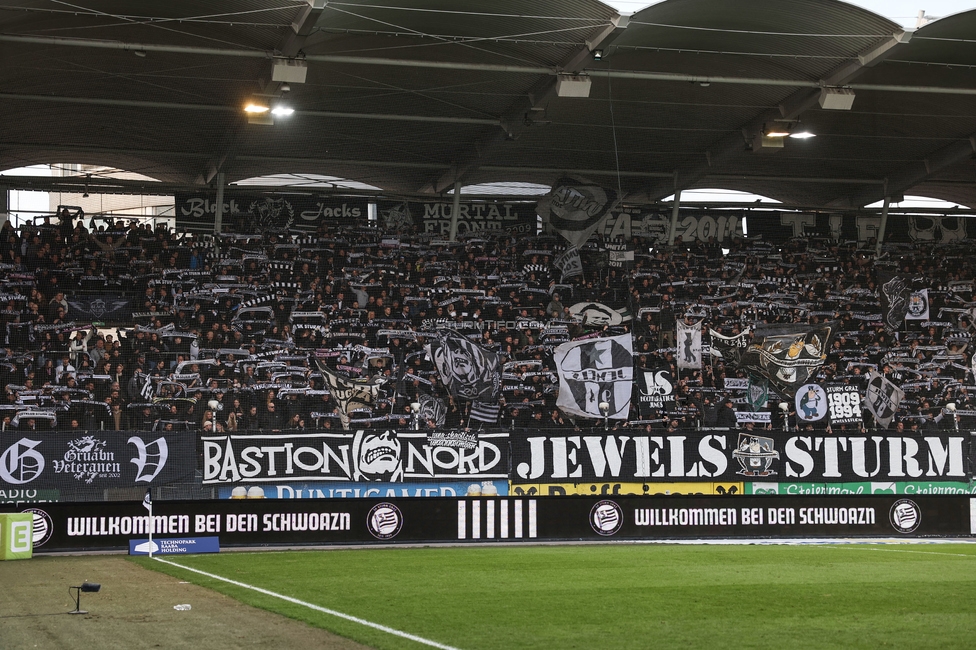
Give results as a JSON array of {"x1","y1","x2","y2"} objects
[
  {"x1": 0, "y1": 432, "x2": 196, "y2": 490},
  {"x1": 510, "y1": 430, "x2": 972, "y2": 484},
  {"x1": 201, "y1": 430, "x2": 509, "y2": 484}
]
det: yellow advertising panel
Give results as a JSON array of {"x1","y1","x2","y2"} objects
[{"x1": 508, "y1": 482, "x2": 743, "y2": 497}]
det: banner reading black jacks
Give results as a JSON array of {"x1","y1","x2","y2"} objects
[
  {"x1": 376, "y1": 199, "x2": 537, "y2": 236},
  {"x1": 175, "y1": 192, "x2": 369, "y2": 232},
  {"x1": 7, "y1": 494, "x2": 970, "y2": 552},
  {"x1": 509, "y1": 430, "x2": 973, "y2": 484},
  {"x1": 0, "y1": 432, "x2": 196, "y2": 490},
  {"x1": 201, "y1": 430, "x2": 509, "y2": 484}
]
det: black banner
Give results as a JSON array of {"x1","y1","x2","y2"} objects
[
  {"x1": 7, "y1": 494, "x2": 969, "y2": 552},
  {"x1": 174, "y1": 192, "x2": 368, "y2": 232},
  {"x1": 601, "y1": 208, "x2": 745, "y2": 244},
  {"x1": 510, "y1": 430, "x2": 973, "y2": 484},
  {"x1": 66, "y1": 295, "x2": 134, "y2": 321},
  {"x1": 635, "y1": 367, "x2": 676, "y2": 417},
  {"x1": 745, "y1": 212, "x2": 975, "y2": 245},
  {"x1": 0, "y1": 432, "x2": 196, "y2": 490},
  {"x1": 201, "y1": 430, "x2": 509, "y2": 484},
  {"x1": 376, "y1": 200, "x2": 537, "y2": 236}
]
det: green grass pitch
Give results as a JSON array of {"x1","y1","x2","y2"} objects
[{"x1": 137, "y1": 543, "x2": 976, "y2": 650}]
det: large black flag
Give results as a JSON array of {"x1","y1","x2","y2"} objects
[
  {"x1": 879, "y1": 272, "x2": 912, "y2": 331},
  {"x1": 538, "y1": 177, "x2": 619, "y2": 249},
  {"x1": 427, "y1": 330, "x2": 501, "y2": 403},
  {"x1": 738, "y1": 323, "x2": 835, "y2": 399}
]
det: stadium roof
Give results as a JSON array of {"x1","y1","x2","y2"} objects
[{"x1": 1, "y1": 0, "x2": 974, "y2": 208}]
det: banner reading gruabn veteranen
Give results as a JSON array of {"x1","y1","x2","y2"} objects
[
  {"x1": 0, "y1": 432, "x2": 196, "y2": 490},
  {"x1": 201, "y1": 430, "x2": 509, "y2": 484},
  {"x1": 510, "y1": 430, "x2": 973, "y2": 484}
]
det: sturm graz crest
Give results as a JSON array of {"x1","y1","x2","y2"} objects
[
  {"x1": 21, "y1": 507, "x2": 53, "y2": 548},
  {"x1": 889, "y1": 499, "x2": 921, "y2": 533},
  {"x1": 590, "y1": 500, "x2": 623, "y2": 536},
  {"x1": 367, "y1": 502, "x2": 403, "y2": 539}
]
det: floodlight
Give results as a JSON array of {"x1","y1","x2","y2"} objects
[
  {"x1": 592, "y1": 49, "x2": 603, "y2": 60},
  {"x1": 789, "y1": 131, "x2": 816, "y2": 139},
  {"x1": 763, "y1": 123, "x2": 792, "y2": 138},
  {"x1": 271, "y1": 106, "x2": 295, "y2": 117}
]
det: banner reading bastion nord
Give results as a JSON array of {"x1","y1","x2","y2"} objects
[{"x1": 201, "y1": 430, "x2": 509, "y2": 485}]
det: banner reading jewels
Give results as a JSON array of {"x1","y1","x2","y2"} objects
[
  {"x1": 509, "y1": 430, "x2": 973, "y2": 484},
  {"x1": 6, "y1": 494, "x2": 971, "y2": 552},
  {"x1": 201, "y1": 430, "x2": 509, "y2": 484},
  {"x1": 0, "y1": 432, "x2": 196, "y2": 490},
  {"x1": 175, "y1": 192, "x2": 369, "y2": 232}
]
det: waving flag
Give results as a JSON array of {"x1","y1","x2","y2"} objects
[
  {"x1": 555, "y1": 334, "x2": 633, "y2": 419},
  {"x1": 539, "y1": 177, "x2": 619, "y2": 249},
  {"x1": 427, "y1": 330, "x2": 500, "y2": 403},
  {"x1": 865, "y1": 370, "x2": 904, "y2": 429},
  {"x1": 677, "y1": 319, "x2": 702, "y2": 369},
  {"x1": 739, "y1": 323, "x2": 835, "y2": 399},
  {"x1": 320, "y1": 368, "x2": 385, "y2": 430}
]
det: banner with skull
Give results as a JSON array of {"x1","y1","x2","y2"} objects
[{"x1": 554, "y1": 333, "x2": 634, "y2": 420}]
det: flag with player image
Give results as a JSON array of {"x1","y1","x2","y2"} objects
[{"x1": 676, "y1": 319, "x2": 702, "y2": 370}]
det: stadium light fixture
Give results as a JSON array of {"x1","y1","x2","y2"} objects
[
  {"x1": 243, "y1": 100, "x2": 269, "y2": 114},
  {"x1": 271, "y1": 106, "x2": 295, "y2": 117},
  {"x1": 763, "y1": 122, "x2": 792, "y2": 138},
  {"x1": 69, "y1": 582, "x2": 101, "y2": 615},
  {"x1": 789, "y1": 131, "x2": 816, "y2": 139},
  {"x1": 592, "y1": 49, "x2": 603, "y2": 60}
]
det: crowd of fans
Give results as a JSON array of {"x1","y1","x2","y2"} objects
[{"x1": 1, "y1": 206, "x2": 975, "y2": 435}]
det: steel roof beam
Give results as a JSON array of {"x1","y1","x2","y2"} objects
[
  {"x1": 636, "y1": 29, "x2": 917, "y2": 202},
  {"x1": 421, "y1": 14, "x2": 630, "y2": 194},
  {"x1": 828, "y1": 134, "x2": 976, "y2": 208}
]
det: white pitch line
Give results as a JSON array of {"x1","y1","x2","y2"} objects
[
  {"x1": 820, "y1": 546, "x2": 976, "y2": 558},
  {"x1": 152, "y1": 557, "x2": 462, "y2": 650}
]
